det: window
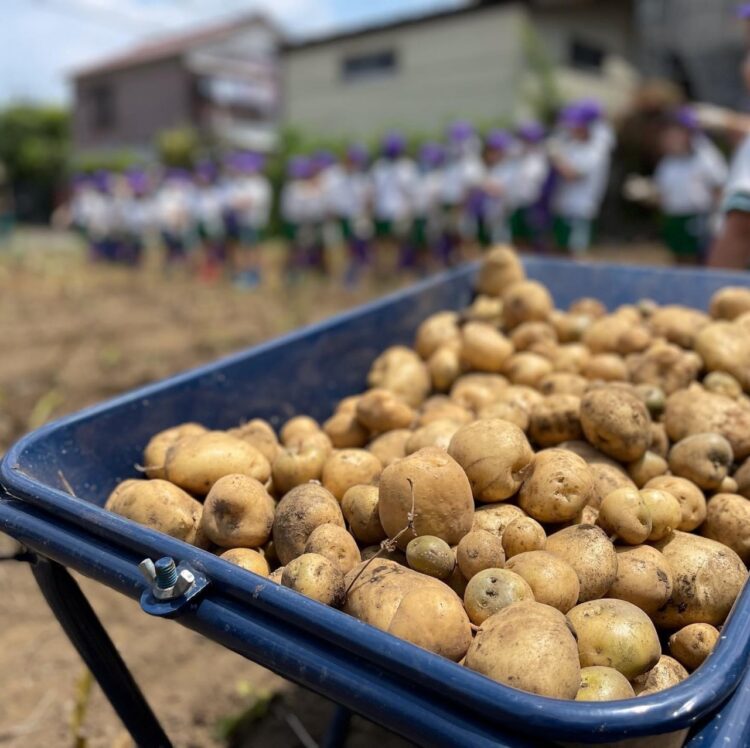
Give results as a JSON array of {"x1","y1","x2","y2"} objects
[
  {"x1": 89, "y1": 84, "x2": 115, "y2": 131},
  {"x1": 341, "y1": 50, "x2": 398, "y2": 82},
  {"x1": 569, "y1": 39, "x2": 606, "y2": 72}
]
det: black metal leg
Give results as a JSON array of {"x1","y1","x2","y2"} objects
[
  {"x1": 31, "y1": 556, "x2": 172, "y2": 748},
  {"x1": 321, "y1": 704, "x2": 352, "y2": 748}
]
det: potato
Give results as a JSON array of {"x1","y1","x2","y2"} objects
[
  {"x1": 322, "y1": 449, "x2": 382, "y2": 501},
  {"x1": 494, "y1": 384, "x2": 544, "y2": 414},
  {"x1": 502, "y1": 352, "x2": 553, "y2": 387},
  {"x1": 736, "y1": 457, "x2": 750, "y2": 499},
  {"x1": 448, "y1": 419, "x2": 534, "y2": 502},
  {"x1": 632, "y1": 655, "x2": 688, "y2": 696},
  {"x1": 464, "y1": 601, "x2": 581, "y2": 699},
  {"x1": 597, "y1": 488, "x2": 652, "y2": 545},
  {"x1": 282, "y1": 553, "x2": 345, "y2": 606},
  {"x1": 607, "y1": 545, "x2": 673, "y2": 616},
  {"x1": 305, "y1": 523, "x2": 361, "y2": 574},
  {"x1": 200, "y1": 474, "x2": 275, "y2": 549},
  {"x1": 627, "y1": 452, "x2": 668, "y2": 488},
  {"x1": 356, "y1": 389, "x2": 415, "y2": 434},
  {"x1": 550, "y1": 311, "x2": 590, "y2": 343},
  {"x1": 368, "y1": 346, "x2": 431, "y2": 408},
  {"x1": 323, "y1": 410, "x2": 369, "y2": 448},
  {"x1": 464, "y1": 294, "x2": 504, "y2": 325},
  {"x1": 472, "y1": 504, "x2": 526, "y2": 538},
  {"x1": 456, "y1": 530, "x2": 506, "y2": 580},
  {"x1": 428, "y1": 345, "x2": 462, "y2": 392},
  {"x1": 576, "y1": 505, "x2": 600, "y2": 525},
  {"x1": 550, "y1": 343, "x2": 591, "y2": 373},
  {"x1": 501, "y1": 517, "x2": 546, "y2": 558},
  {"x1": 165, "y1": 430, "x2": 270, "y2": 495},
  {"x1": 568, "y1": 598, "x2": 661, "y2": 679},
  {"x1": 105, "y1": 478, "x2": 204, "y2": 546},
  {"x1": 580, "y1": 387, "x2": 651, "y2": 463},
  {"x1": 709, "y1": 286, "x2": 750, "y2": 320},
  {"x1": 414, "y1": 311, "x2": 460, "y2": 359},
  {"x1": 417, "y1": 395, "x2": 473, "y2": 426},
  {"x1": 280, "y1": 416, "x2": 320, "y2": 445},
  {"x1": 652, "y1": 531, "x2": 748, "y2": 628},
  {"x1": 501, "y1": 280, "x2": 554, "y2": 331},
  {"x1": 519, "y1": 448, "x2": 594, "y2": 523},
  {"x1": 668, "y1": 433, "x2": 733, "y2": 490},
  {"x1": 538, "y1": 373, "x2": 587, "y2": 398},
  {"x1": 583, "y1": 315, "x2": 651, "y2": 355},
  {"x1": 634, "y1": 384, "x2": 667, "y2": 419},
  {"x1": 510, "y1": 321, "x2": 558, "y2": 354},
  {"x1": 477, "y1": 400, "x2": 529, "y2": 431},
  {"x1": 460, "y1": 322, "x2": 514, "y2": 373},
  {"x1": 405, "y1": 419, "x2": 460, "y2": 454},
  {"x1": 704, "y1": 371, "x2": 743, "y2": 399},
  {"x1": 378, "y1": 447, "x2": 474, "y2": 548},
  {"x1": 341, "y1": 484, "x2": 386, "y2": 544},
  {"x1": 345, "y1": 559, "x2": 471, "y2": 660},
  {"x1": 626, "y1": 341, "x2": 701, "y2": 395},
  {"x1": 229, "y1": 419, "x2": 280, "y2": 464},
  {"x1": 463, "y1": 568, "x2": 534, "y2": 624},
  {"x1": 367, "y1": 429, "x2": 411, "y2": 467},
  {"x1": 546, "y1": 525, "x2": 618, "y2": 602},
  {"x1": 268, "y1": 567, "x2": 285, "y2": 584},
  {"x1": 649, "y1": 305, "x2": 710, "y2": 348},
  {"x1": 527, "y1": 394, "x2": 583, "y2": 448},
  {"x1": 701, "y1": 493, "x2": 750, "y2": 563},
  {"x1": 143, "y1": 422, "x2": 206, "y2": 478},
  {"x1": 640, "y1": 488, "x2": 682, "y2": 541},
  {"x1": 475, "y1": 245, "x2": 525, "y2": 296},
  {"x1": 668, "y1": 623, "x2": 720, "y2": 671},
  {"x1": 570, "y1": 297, "x2": 607, "y2": 318},
  {"x1": 649, "y1": 423, "x2": 670, "y2": 459},
  {"x1": 505, "y1": 551, "x2": 579, "y2": 612},
  {"x1": 272, "y1": 444, "x2": 327, "y2": 495},
  {"x1": 220, "y1": 548, "x2": 270, "y2": 577},
  {"x1": 695, "y1": 321, "x2": 750, "y2": 392},
  {"x1": 644, "y1": 475, "x2": 707, "y2": 532},
  {"x1": 405, "y1": 535, "x2": 455, "y2": 579},
  {"x1": 576, "y1": 666, "x2": 635, "y2": 701},
  {"x1": 581, "y1": 353, "x2": 628, "y2": 382},
  {"x1": 450, "y1": 373, "x2": 508, "y2": 411},
  {"x1": 664, "y1": 385, "x2": 750, "y2": 460},
  {"x1": 720, "y1": 476, "x2": 739, "y2": 493},
  {"x1": 272, "y1": 483, "x2": 345, "y2": 565}
]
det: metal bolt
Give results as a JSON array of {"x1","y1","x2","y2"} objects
[{"x1": 154, "y1": 557, "x2": 178, "y2": 589}]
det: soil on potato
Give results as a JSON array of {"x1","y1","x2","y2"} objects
[{"x1": 0, "y1": 229, "x2": 671, "y2": 746}]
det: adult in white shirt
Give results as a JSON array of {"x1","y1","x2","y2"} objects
[
  {"x1": 481, "y1": 129, "x2": 517, "y2": 246},
  {"x1": 550, "y1": 102, "x2": 613, "y2": 255},
  {"x1": 510, "y1": 122, "x2": 550, "y2": 248},
  {"x1": 654, "y1": 108, "x2": 727, "y2": 263}
]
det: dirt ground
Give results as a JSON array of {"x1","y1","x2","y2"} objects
[{"x1": 0, "y1": 229, "x2": 674, "y2": 748}]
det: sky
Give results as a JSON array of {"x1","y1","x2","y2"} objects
[{"x1": 0, "y1": 0, "x2": 463, "y2": 105}]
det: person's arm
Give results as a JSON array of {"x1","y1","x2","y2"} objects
[{"x1": 708, "y1": 209, "x2": 750, "y2": 269}]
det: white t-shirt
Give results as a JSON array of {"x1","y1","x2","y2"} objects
[
  {"x1": 552, "y1": 136, "x2": 612, "y2": 220},
  {"x1": 228, "y1": 175, "x2": 272, "y2": 228},
  {"x1": 440, "y1": 155, "x2": 485, "y2": 206},
  {"x1": 371, "y1": 157, "x2": 419, "y2": 221},
  {"x1": 513, "y1": 148, "x2": 549, "y2": 208},
  {"x1": 482, "y1": 159, "x2": 517, "y2": 220},
  {"x1": 121, "y1": 195, "x2": 154, "y2": 234},
  {"x1": 412, "y1": 169, "x2": 443, "y2": 218},
  {"x1": 654, "y1": 138, "x2": 727, "y2": 216},
  {"x1": 722, "y1": 135, "x2": 750, "y2": 210},
  {"x1": 156, "y1": 182, "x2": 195, "y2": 233},
  {"x1": 281, "y1": 180, "x2": 306, "y2": 224},
  {"x1": 331, "y1": 170, "x2": 371, "y2": 219}
]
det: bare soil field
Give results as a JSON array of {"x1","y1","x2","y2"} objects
[{"x1": 0, "y1": 229, "x2": 672, "y2": 747}]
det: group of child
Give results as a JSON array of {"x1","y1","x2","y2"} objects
[{"x1": 67, "y1": 95, "x2": 733, "y2": 285}]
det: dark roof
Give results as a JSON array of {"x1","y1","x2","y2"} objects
[
  {"x1": 284, "y1": 1, "x2": 515, "y2": 52},
  {"x1": 73, "y1": 12, "x2": 278, "y2": 80}
]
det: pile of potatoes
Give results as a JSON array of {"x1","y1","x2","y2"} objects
[{"x1": 106, "y1": 246, "x2": 750, "y2": 702}]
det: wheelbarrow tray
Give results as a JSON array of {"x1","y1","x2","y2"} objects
[{"x1": 2, "y1": 257, "x2": 750, "y2": 747}]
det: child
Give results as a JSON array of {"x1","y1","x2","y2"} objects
[
  {"x1": 549, "y1": 102, "x2": 613, "y2": 256},
  {"x1": 121, "y1": 168, "x2": 153, "y2": 266},
  {"x1": 412, "y1": 142, "x2": 445, "y2": 271},
  {"x1": 510, "y1": 122, "x2": 550, "y2": 249},
  {"x1": 193, "y1": 160, "x2": 227, "y2": 280},
  {"x1": 480, "y1": 129, "x2": 516, "y2": 246},
  {"x1": 156, "y1": 168, "x2": 195, "y2": 267},
  {"x1": 654, "y1": 108, "x2": 728, "y2": 264}
]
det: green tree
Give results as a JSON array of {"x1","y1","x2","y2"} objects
[{"x1": 156, "y1": 126, "x2": 200, "y2": 168}]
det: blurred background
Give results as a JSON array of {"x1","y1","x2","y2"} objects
[{"x1": 0, "y1": 1, "x2": 748, "y2": 747}]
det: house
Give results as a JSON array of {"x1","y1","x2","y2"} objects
[{"x1": 71, "y1": 14, "x2": 281, "y2": 156}]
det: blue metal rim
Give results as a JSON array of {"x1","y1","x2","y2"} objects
[{"x1": 2, "y1": 257, "x2": 750, "y2": 744}]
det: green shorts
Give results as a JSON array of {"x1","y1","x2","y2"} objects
[
  {"x1": 553, "y1": 215, "x2": 593, "y2": 254},
  {"x1": 283, "y1": 221, "x2": 297, "y2": 241},
  {"x1": 374, "y1": 219, "x2": 392, "y2": 239},
  {"x1": 662, "y1": 213, "x2": 708, "y2": 259},
  {"x1": 510, "y1": 207, "x2": 535, "y2": 242}
]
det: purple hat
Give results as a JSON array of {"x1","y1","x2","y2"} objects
[
  {"x1": 195, "y1": 159, "x2": 218, "y2": 181},
  {"x1": 313, "y1": 150, "x2": 336, "y2": 169},
  {"x1": 287, "y1": 156, "x2": 310, "y2": 179},
  {"x1": 673, "y1": 106, "x2": 700, "y2": 131},
  {"x1": 382, "y1": 131, "x2": 406, "y2": 158},
  {"x1": 126, "y1": 167, "x2": 149, "y2": 194},
  {"x1": 485, "y1": 129, "x2": 513, "y2": 151},
  {"x1": 448, "y1": 120, "x2": 474, "y2": 143},
  {"x1": 93, "y1": 169, "x2": 112, "y2": 192},
  {"x1": 166, "y1": 167, "x2": 190, "y2": 182},
  {"x1": 738, "y1": 3, "x2": 750, "y2": 18},
  {"x1": 346, "y1": 143, "x2": 369, "y2": 165},
  {"x1": 234, "y1": 151, "x2": 265, "y2": 173},
  {"x1": 517, "y1": 121, "x2": 546, "y2": 143},
  {"x1": 419, "y1": 141, "x2": 445, "y2": 167}
]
